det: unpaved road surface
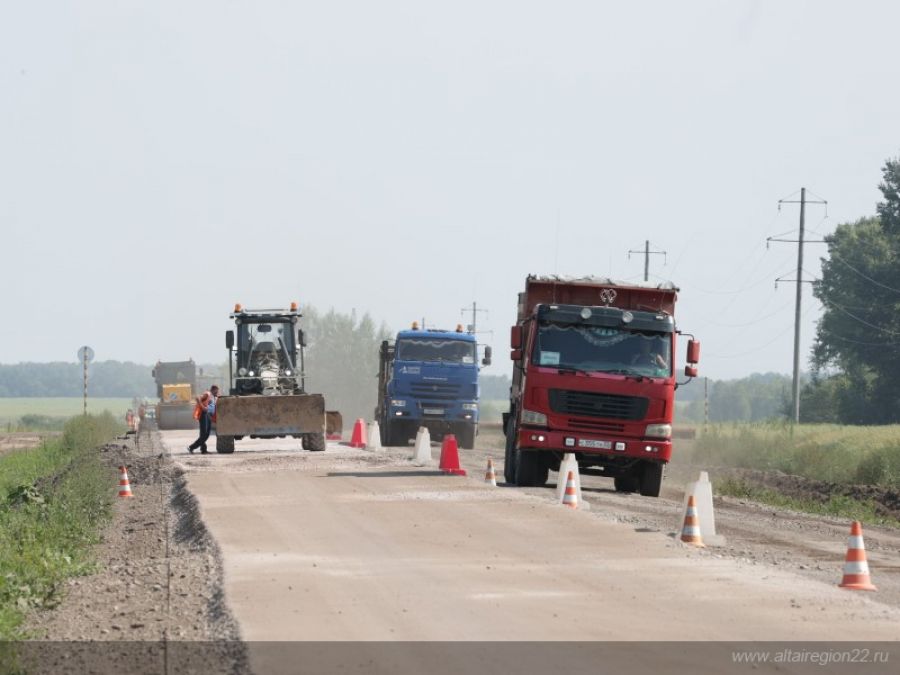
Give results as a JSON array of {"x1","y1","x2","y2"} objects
[{"x1": 160, "y1": 431, "x2": 899, "y2": 673}]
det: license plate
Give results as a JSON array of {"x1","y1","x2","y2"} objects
[
  {"x1": 423, "y1": 408, "x2": 444, "y2": 416},
  {"x1": 578, "y1": 439, "x2": 612, "y2": 449}
]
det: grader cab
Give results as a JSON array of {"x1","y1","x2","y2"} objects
[{"x1": 215, "y1": 303, "x2": 341, "y2": 453}]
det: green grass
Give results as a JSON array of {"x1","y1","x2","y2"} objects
[
  {"x1": 0, "y1": 413, "x2": 120, "y2": 639},
  {"x1": 717, "y1": 478, "x2": 900, "y2": 528},
  {"x1": 0, "y1": 398, "x2": 133, "y2": 431},
  {"x1": 688, "y1": 422, "x2": 900, "y2": 488}
]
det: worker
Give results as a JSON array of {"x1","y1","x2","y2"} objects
[{"x1": 187, "y1": 385, "x2": 219, "y2": 454}]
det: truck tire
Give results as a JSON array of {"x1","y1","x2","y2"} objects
[
  {"x1": 639, "y1": 461, "x2": 663, "y2": 497},
  {"x1": 302, "y1": 432, "x2": 326, "y2": 452},
  {"x1": 458, "y1": 422, "x2": 476, "y2": 450},
  {"x1": 216, "y1": 435, "x2": 235, "y2": 454},
  {"x1": 383, "y1": 421, "x2": 404, "y2": 447},
  {"x1": 515, "y1": 450, "x2": 549, "y2": 487},
  {"x1": 614, "y1": 474, "x2": 640, "y2": 493},
  {"x1": 504, "y1": 417, "x2": 517, "y2": 484}
]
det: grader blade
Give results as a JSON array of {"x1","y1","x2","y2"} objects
[{"x1": 216, "y1": 394, "x2": 325, "y2": 437}]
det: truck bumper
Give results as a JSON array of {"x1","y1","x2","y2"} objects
[{"x1": 517, "y1": 427, "x2": 672, "y2": 463}]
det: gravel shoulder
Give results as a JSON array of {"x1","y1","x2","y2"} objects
[
  {"x1": 469, "y1": 428, "x2": 900, "y2": 609},
  {"x1": 18, "y1": 424, "x2": 249, "y2": 675}
]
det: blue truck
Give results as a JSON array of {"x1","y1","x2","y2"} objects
[{"x1": 376, "y1": 324, "x2": 491, "y2": 449}]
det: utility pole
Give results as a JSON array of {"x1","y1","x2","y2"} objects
[
  {"x1": 704, "y1": 377, "x2": 709, "y2": 427},
  {"x1": 460, "y1": 301, "x2": 489, "y2": 335},
  {"x1": 768, "y1": 188, "x2": 827, "y2": 424},
  {"x1": 628, "y1": 240, "x2": 666, "y2": 282}
]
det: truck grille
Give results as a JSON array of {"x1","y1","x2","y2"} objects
[
  {"x1": 568, "y1": 419, "x2": 626, "y2": 434},
  {"x1": 549, "y1": 389, "x2": 648, "y2": 421},
  {"x1": 410, "y1": 382, "x2": 462, "y2": 401}
]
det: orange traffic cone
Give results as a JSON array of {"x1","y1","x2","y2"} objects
[
  {"x1": 484, "y1": 458, "x2": 497, "y2": 486},
  {"x1": 839, "y1": 521, "x2": 877, "y2": 591},
  {"x1": 439, "y1": 434, "x2": 467, "y2": 476},
  {"x1": 561, "y1": 470, "x2": 578, "y2": 509},
  {"x1": 349, "y1": 418, "x2": 367, "y2": 448},
  {"x1": 680, "y1": 495, "x2": 704, "y2": 546},
  {"x1": 118, "y1": 466, "x2": 134, "y2": 498}
]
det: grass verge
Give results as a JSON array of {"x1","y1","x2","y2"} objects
[
  {"x1": 717, "y1": 477, "x2": 900, "y2": 528},
  {"x1": 0, "y1": 413, "x2": 120, "y2": 639}
]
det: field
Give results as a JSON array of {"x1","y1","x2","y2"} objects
[{"x1": 0, "y1": 398, "x2": 134, "y2": 429}]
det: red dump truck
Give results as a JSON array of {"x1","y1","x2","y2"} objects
[{"x1": 504, "y1": 275, "x2": 700, "y2": 497}]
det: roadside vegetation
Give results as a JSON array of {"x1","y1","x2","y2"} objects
[
  {"x1": 685, "y1": 422, "x2": 900, "y2": 526},
  {"x1": 689, "y1": 422, "x2": 900, "y2": 487},
  {"x1": 0, "y1": 398, "x2": 133, "y2": 431},
  {"x1": 0, "y1": 413, "x2": 120, "y2": 639}
]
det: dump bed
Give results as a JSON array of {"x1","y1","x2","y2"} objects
[{"x1": 518, "y1": 275, "x2": 678, "y2": 321}]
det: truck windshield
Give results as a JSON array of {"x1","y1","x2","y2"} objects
[
  {"x1": 396, "y1": 338, "x2": 477, "y2": 364},
  {"x1": 532, "y1": 323, "x2": 671, "y2": 377}
]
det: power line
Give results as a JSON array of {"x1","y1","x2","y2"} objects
[{"x1": 829, "y1": 254, "x2": 900, "y2": 294}]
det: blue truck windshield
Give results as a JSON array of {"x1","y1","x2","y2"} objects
[
  {"x1": 533, "y1": 323, "x2": 671, "y2": 377},
  {"x1": 396, "y1": 338, "x2": 477, "y2": 364}
]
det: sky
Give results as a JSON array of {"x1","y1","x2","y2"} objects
[{"x1": 1, "y1": 0, "x2": 898, "y2": 380}]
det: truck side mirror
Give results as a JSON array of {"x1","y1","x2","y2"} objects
[
  {"x1": 298, "y1": 329, "x2": 307, "y2": 347},
  {"x1": 686, "y1": 339, "x2": 700, "y2": 364},
  {"x1": 510, "y1": 348, "x2": 522, "y2": 361},
  {"x1": 510, "y1": 325, "x2": 522, "y2": 349},
  {"x1": 482, "y1": 345, "x2": 492, "y2": 366},
  {"x1": 226, "y1": 330, "x2": 234, "y2": 350},
  {"x1": 151, "y1": 369, "x2": 156, "y2": 378},
  {"x1": 684, "y1": 365, "x2": 698, "y2": 378}
]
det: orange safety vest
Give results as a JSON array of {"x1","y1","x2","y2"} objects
[{"x1": 193, "y1": 392, "x2": 211, "y2": 420}]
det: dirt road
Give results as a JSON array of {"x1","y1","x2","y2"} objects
[{"x1": 160, "y1": 430, "x2": 899, "y2": 672}]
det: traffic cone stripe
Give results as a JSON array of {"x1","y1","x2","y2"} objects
[{"x1": 847, "y1": 535, "x2": 865, "y2": 550}]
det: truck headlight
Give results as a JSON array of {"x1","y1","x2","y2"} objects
[
  {"x1": 248, "y1": 370, "x2": 255, "y2": 377},
  {"x1": 390, "y1": 399, "x2": 406, "y2": 407},
  {"x1": 645, "y1": 423, "x2": 672, "y2": 439},
  {"x1": 521, "y1": 409, "x2": 547, "y2": 426},
  {"x1": 462, "y1": 403, "x2": 478, "y2": 411},
  {"x1": 284, "y1": 369, "x2": 292, "y2": 376},
  {"x1": 238, "y1": 367, "x2": 248, "y2": 376}
]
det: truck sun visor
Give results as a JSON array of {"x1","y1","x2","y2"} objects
[{"x1": 536, "y1": 304, "x2": 675, "y2": 333}]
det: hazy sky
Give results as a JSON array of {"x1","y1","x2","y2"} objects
[{"x1": 2, "y1": 1, "x2": 898, "y2": 380}]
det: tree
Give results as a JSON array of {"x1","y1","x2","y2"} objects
[{"x1": 812, "y1": 156, "x2": 900, "y2": 423}]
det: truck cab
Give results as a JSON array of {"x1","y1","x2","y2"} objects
[{"x1": 376, "y1": 325, "x2": 489, "y2": 449}]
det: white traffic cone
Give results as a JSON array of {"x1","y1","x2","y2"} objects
[
  {"x1": 366, "y1": 421, "x2": 382, "y2": 450},
  {"x1": 413, "y1": 427, "x2": 431, "y2": 463}
]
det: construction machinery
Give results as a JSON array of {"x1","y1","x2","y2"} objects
[
  {"x1": 152, "y1": 360, "x2": 197, "y2": 430},
  {"x1": 504, "y1": 275, "x2": 700, "y2": 497},
  {"x1": 375, "y1": 322, "x2": 491, "y2": 449},
  {"x1": 215, "y1": 303, "x2": 339, "y2": 453}
]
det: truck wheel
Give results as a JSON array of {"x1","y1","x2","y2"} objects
[
  {"x1": 383, "y1": 421, "x2": 403, "y2": 447},
  {"x1": 614, "y1": 474, "x2": 640, "y2": 493},
  {"x1": 216, "y1": 435, "x2": 235, "y2": 454},
  {"x1": 504, "y1": 418, "x2": 517, "y2": 483},
  {"x1": 515, "y1": 450, "x2": 549, "y2": 487},
  {"x1": 302, "y1": 432, "x2": 326, "y2": 452},
  {"x1": 458, "y1": 423, "x2": 476, "y2": 450},
  {"x1": 639, "y1": 461, "x2": 664, "y2": 497}
]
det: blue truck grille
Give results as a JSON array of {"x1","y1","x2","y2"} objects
[
  {"x1": 409, "y1": 382, "x2": 462, "y2": 401},
  {"x1": 548, "y1": 389, "x2": 649, "y2": 421}
]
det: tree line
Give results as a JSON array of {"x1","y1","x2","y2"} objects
[{"x1": 805, "y1": 156, "x2": 900, "y2": 423}]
